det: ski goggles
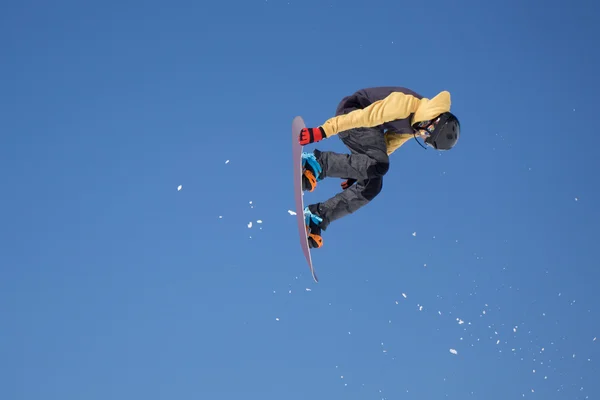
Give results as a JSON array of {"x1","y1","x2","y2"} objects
[{"x1": 415, "y1": 118, "x2": 440, "y2": 147}]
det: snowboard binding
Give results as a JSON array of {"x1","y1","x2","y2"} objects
[
  {"x1": 304, "y1": 206, "x2": 323, "y2": 249},
  {"x1": 301, "y1": 152, "x2": 323, "y2": 192}
]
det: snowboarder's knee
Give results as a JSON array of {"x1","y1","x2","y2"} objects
[
  {"x1": 373, "y1": 150, "x2": 389, "y2": 177},
  {"x1": 375, "y1": 160, "x2": 389, "y2": 177},
  {"x1": 366, "y1": 151, "x2": 389, "y2": 178},
  {"x1": 363, "y1": 178, "x2": 383, "y2": 201}
]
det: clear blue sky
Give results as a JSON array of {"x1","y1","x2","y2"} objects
[{"x1": 2, "y1": 0, "x2": 599, "y2": 399}]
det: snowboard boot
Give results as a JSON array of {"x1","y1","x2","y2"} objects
[
  {"x1": 302, "y1": 152, "x2": 323, "y2": 192},
  {"x1": 304, "y1": 205, "x2": 324, "y2": 249}
]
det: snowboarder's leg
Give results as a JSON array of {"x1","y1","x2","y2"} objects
[
  {"x1": 302, "y1": 126, "x2": 389, "y2": 244},
  {"x1": 308, "y1": 176, "x2": 383, "y2": 231},
  {"x1": 313, "y1": 127, "x2": 389, "y2": 181}
]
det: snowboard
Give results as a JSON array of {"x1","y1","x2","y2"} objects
[{"x1": 292, "y1": 116, "x2": 318, "y2": 283}]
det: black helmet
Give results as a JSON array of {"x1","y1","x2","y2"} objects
[{"x1": 424, "y1": 112, "x2": 460, "y2": 150}]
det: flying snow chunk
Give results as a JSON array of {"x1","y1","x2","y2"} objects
[
  {"x1": 225, "y1": 160, "x2": 230, "y2": 164},
  {"x1": 275, "y1": 317, "x2": 280, "y2": 321},
  {"x1": 288, "y1": 210, "x2": 297, "y2": 215},
  {"x1": 305, "y1": 288, "x2": 312, "y2": 292},
  {"x1": 177, "y1": 185, "x2": 182, "y2": 191},
  {"x1": 248, "y1": 222, "x2": 253, "y2": 228},
  {"x1": 449, "y1": 349, "x2": 458, "y2": 355},
  {"x1": 257, "y1": 220, "x2": 263, "y2": 224},
  {"x1": 412, "y1": 232, "x2": 417, "y2": 236}
]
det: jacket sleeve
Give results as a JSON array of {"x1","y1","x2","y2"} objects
[{"x1": 320, "y1": 92, "x2": 421, "y2": 137}]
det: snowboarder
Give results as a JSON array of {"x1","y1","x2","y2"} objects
[{"x1": 299, "y1": 86, "x2": 460, "y2": 249}]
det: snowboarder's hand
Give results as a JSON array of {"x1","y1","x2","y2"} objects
[
  {"x1": 299, "y1": 127, "x2": 326, "y2": 145},
  {"x1": 341, "y1": 178, "x2": 356, "y2": 190}
]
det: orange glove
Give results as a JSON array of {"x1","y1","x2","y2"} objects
[{"x1": 341, "y1": 179, "x2": 356, "y2": 190}]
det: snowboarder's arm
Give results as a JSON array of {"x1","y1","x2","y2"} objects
[{"x1": 320, "y1": 92, "x2": 421, "y2": 137}]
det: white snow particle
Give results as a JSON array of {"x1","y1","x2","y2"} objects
[
  {"x1": 218, "y1": 216, "x2": 223, "y2": 219},
  {"x1": 305, "y1": 288, "x2": 311, "y2": 292},
  {"x1": 177, "y1": 185, "x2": 182, "y2": 191},
  {"x1": 402, "y1": 293, "x2": 407, "y2": 298},
  {"x1": 275, "y1": 318, "x2": 280, "y2": 321},
  {"x1": 288, "y1": 210, "x2": 297, "y2": 215},
  {"x1": 247, "y1": 222, "x2": 253, "y2": 228},
  {"x1": 257, "y1": 220, "x2": 263, "y2": 224},
  {"x1": 225, "y1": 160, "x2": 230, "y2": 164},
  {"x1": 412, "y1": 232, "x2": 417, "y2": 236},
  {"x1": 449, "y1": 349, "x2": 458, "y2": 355}
]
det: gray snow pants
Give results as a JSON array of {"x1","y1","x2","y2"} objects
[{"x1": 311, "y1": 127, "x2": 389, "y2": 230}]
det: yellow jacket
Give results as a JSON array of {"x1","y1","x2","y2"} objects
[{"x1": 319, "y1": 87, "x2": 452, "y2": 155}]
